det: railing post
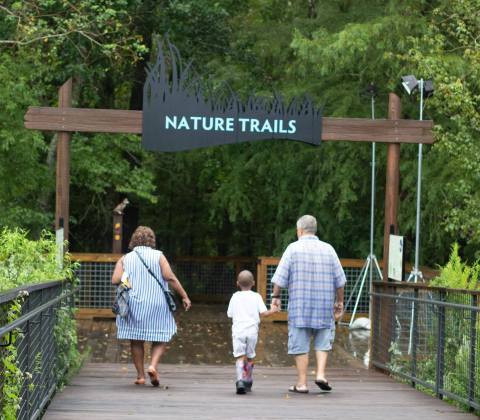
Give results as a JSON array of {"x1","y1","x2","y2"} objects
[
  {"x1": 411, "y1": 287, "x2": 419, "y2": 388},
  {"x1": 436, "y1": 289, "x2": 446, "y2": 399},
  {"x1": 468, "y1": 294, "x2": 477, "y2": 408},
  {"x1": 369, "y1": 282, "x2": 377, "y2": 369}
]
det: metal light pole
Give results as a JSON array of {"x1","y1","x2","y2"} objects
[
  {"x1": 343, "y1": 86, "x2": 383, "y2": 328},
  {"x1": 407, "y1": 78, "x2": 424, "y2": 283}
]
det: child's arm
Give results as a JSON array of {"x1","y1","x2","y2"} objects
[
  {"x1": 260, "y1": 305, "x2": 280, "y2": 317},
  {"x1": 257, "y1": 292, "x2": 280, "y2": 318}
]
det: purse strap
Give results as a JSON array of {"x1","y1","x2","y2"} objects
[{"x1": 133, "y1": 249, "x2": 168, "y2": 294}]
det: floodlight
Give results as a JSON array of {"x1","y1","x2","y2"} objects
[
  {"x1": 363, "y1": 83, "x2": 378, "y2": 98},
  {"x1": 424, "y1": 80, "x2": 434, "y2": 98},
  {"x1": 401, "y1": 75, "x2": 418, "y2": 95}
]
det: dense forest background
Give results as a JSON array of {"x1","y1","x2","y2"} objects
[{"x1": 0, "y1": 0, "x2": 479, "y2": 265}]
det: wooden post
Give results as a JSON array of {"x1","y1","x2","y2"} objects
[
  {"x1": 383, "y1": 93, "x2": 401, "y2": 281},
  {"x1": 55, "y1": 79, "x2": 73, "y2": 243},
  {"x1": 112, "y1": 214, "x2": 123, "y2": 254},
  {"x1": 372, "y1": 93, "x2": 401, "y2": 370}
]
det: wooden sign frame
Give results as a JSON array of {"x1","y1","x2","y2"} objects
[{"x1": 24, "y1": 79, "x2": 434, "y2": 280}]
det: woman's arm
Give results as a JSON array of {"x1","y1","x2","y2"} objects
[
  {"x1": 111, "y1": 256, "x2": 125, "y2": 285},
  {"x1": 159, "y1": 254, "x2": 192, "y2": 311}
]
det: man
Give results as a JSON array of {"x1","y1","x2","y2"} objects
[{"x1": 271, "y1": 215, "x2": 346, "y2": 393}]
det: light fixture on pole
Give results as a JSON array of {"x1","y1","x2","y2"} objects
[
  {"x1": 400, "y1": 75, "x2": 434, "y2": 284},
  {"x1": 342, "y1": 82, "x2": 383, "y2": 329},
  {"x1": 401, "y1": 75, "x2": 434, "y2": 355}
]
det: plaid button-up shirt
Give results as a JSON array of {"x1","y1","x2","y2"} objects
[{"x1": 271, "y1": 235, "x2": 346, "y2": 329}]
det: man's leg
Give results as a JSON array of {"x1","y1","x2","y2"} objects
[
  {"x1": 130, "y1": 340, "x2": 145, "y2": 384},
  {"x1": 295, "y1": 353, "x2": 309, "y2": 388},
  {"x1": 288, "y1": 326, "x2": 310, "y2": 391},
  {"x1": 313, "y1": 328, "x2": 334, "y2": 390},
  {"x1": 315, "y1": 350, "x2": 328, "y2": 382}
]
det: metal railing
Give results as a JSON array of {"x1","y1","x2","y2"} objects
[
  {"x1": 0, "y1": 281, "x2": 75, "y2": 420},
  {"x1": 371, "y1": 282, "x2": 479, "y2": 412},
  {"x1": 71, "y1": 253, "x2": 257, "y2": 311}
]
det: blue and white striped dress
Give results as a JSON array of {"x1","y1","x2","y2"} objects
[{"x1": 116, "y1": 246, "x2": 177, "y2": 342}]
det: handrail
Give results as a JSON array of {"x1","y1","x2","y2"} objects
[
  {"x1": 373, "y1": 281, "x2": 480, "y2": 296},
  {"x1": 371, "y1": 291, "x2": 480, "y2": 311},
  {"x1": 0, "y1": 280, "x2": 64, "y2": 304},
  {"x1": 0, "y1": 288, "x2": 75, "y2": 338}
]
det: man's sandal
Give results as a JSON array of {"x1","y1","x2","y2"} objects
[
  {"x1": 288, "y1": 385, "x2": 309, "y2": 394},
  {"x1": 314, "y1": 380, "x2": 332, "y2": 392}
]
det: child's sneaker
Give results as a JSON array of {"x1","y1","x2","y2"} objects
[{"x1": 236, "y1": 380, "x2": 246, "y2": 394}]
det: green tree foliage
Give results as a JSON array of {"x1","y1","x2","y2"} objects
[
  {"x1": 430, "y1": 243, "x2": 480, "y2": 290},
  {"x1": 0, "y1": 1, "x2": 479, "y2": 264},
  {"x1": 0, "y1": 228, "x2": 75, "y2": 292}
]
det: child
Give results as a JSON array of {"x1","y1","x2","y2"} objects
[{"x1": 227, "y1": 270, "x2": 279, "y2": 394}]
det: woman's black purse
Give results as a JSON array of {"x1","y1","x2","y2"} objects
[{"x1": 134, "y1": 250, "x2": 177, "y2": 313}]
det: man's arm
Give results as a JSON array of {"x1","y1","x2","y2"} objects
[
  {"x1": 271, "y1": 283, "x2": 282, "y2": 310},
  {"x1": 334, "y1": 286, "x2": 344, "y2": 312},
  {"x1": 270, "y1": 246, "x2": 291, "y2": 309}
]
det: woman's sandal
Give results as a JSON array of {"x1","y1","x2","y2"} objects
[
  {"x1": 288, "y1": 385, "x2": 309, "y2": 394},
  {"x1": 134, "y1": 377, "x2": 145, "y2": 385},
  {"x1": 147, "y1": 366, "x2": 160, "y2": 387},
  {"x1": 314, "y1": 380, "x2": 332, "y2": 392}
]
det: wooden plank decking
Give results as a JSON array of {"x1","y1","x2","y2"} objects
[{"x1": 44, "y1": 363, "x2": 474, "y2": 420}]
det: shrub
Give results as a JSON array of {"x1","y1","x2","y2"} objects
[
  {"x1": 0, "y1": 228, "x2": 75, "y2": 292},
  {"x1": 430, "y1": 243, "x2": 480, "y2": 290}
]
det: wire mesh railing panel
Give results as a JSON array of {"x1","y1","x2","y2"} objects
[
  {"x1": 172, "y1": 259, "x2": 256, "y2": 298},
  {"x1": 0, "y1": 281, "x2": 72, "y2": 420},
  {"x1": 75, "y1": 261, "x2": 116, "y2": 308},
  {"x1": 371, "y1": 283, "x2": 479, "y2": 412}
]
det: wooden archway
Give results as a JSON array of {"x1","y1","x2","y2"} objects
[{"x1": 24, "y1": 79, "x2": 433, "y2": 279}]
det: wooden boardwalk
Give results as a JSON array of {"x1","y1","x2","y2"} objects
[{"x1": 44, "y1": 363, "x2": 474, "y2": 419}]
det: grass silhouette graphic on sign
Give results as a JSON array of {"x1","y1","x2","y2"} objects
[{"x1": 142, "y1": 37, "x2": 322, "y2": 152}]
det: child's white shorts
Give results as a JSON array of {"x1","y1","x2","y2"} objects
[{"x1": 232, "y1": 333, "x2": 258, "y2": 358}]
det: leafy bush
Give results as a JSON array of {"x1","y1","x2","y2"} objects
[
  {"x1": 1, "y1": 296, "x2": 25, "y2": 420},
  {"x1": 0, "y1": 228, "x2": 80, "y2": 418},
  {"x1": 0, "y1": 228, "x2": 75, "y2": 292},
  {"x1": 430, "y1": 243, "x2": 480, "y2": 290}
]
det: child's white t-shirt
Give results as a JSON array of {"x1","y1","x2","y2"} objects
[{"x1": 227, "y1": 290, "x2": 268, "y2": 336}]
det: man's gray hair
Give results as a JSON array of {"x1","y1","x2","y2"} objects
[{"x1": 296, "y1": 215, "x2": 317, "y2": 234}]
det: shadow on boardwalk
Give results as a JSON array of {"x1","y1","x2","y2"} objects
[
  {"x1": 44, "y1": 364, "x2": 474, "y2": 420},
  {"x1": 77, "y1": 304, "x2": 369, "y2": 368}
]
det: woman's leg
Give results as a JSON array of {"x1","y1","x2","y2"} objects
[
  {"x1": 130, "y1": 340, "x2": 145, "y2": 384},
  {"x1": 150, "y1": 342, "x2": 167, "y2": 367},
  {"x1": 147, "y1": 342, "x2": 167, "y2": 386}
]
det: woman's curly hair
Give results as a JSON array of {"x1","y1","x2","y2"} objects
[{"x1": 129, "y1": 226, "x2": 156, "y2": 249}]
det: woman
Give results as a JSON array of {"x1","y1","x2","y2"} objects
[{"x1": 112, "y1": 226, "x2": 191, "y2": 386}]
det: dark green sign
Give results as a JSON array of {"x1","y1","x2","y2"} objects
[{"x1": 143, "y1": 39, "x2": 322, "y2": 152}]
